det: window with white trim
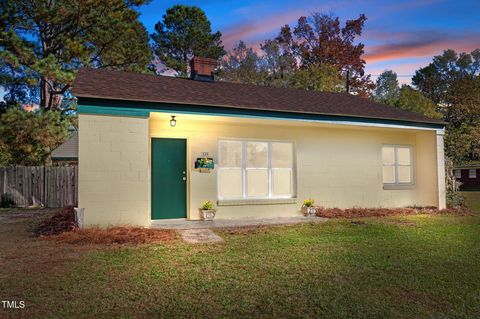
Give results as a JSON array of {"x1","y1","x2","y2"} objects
[
  {"x1": 469, "y1": 169, "x2": 477, "y2": 178},
  {"x1": 218, "y1": 140, "x2": 294, "y2": 199},
  {"x1": 382, "y1": 145, "x2": 413, "y2": 184},
  {"x1": 454, "y1": 169, "x2": 461, "y2": 179}
]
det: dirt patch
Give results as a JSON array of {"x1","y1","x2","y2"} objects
[
  {"x1": 221, "y1": 225, "x2": 271, "y2": 235},
  {"x1": 316, "y1": 207, "x2": 471, "y2": 218},
  {"x1": 45, "y1": 227, "x2": 177, "y2": 245},
  {"x1": 350, "y1": 220, "x2": 367, "y2": 226},
  {"x1": 0, "y1": 208, "x2": 100, "y2": 318},
  {"x1": 384, "y1": 219, "x2": 417, "y2": 227}
]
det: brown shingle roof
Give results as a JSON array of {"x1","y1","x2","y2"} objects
[{"x1": 72, "y1": 68, "x2": 445, "y2": 125}]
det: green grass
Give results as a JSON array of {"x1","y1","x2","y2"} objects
[
  {"x1": 2, "y1": 214, "x2": 479, "y2": 319},
  {"x1": 463, "y1": 191, "x2": 480, "y2": 213}
]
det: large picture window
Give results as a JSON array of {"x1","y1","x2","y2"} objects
[
  {"x1": 218, "y1": 140, "x2": 295, "y2": 199},
  {"x1": 382, "y1": 145, "x2": 413, "y2": 185}
]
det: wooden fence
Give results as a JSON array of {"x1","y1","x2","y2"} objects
[{"x1": 0, "y1": 166, "x2": 78, "y2": 208}]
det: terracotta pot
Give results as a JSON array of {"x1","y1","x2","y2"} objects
[{"x1": 200, "y1": 209, "x2": 216, "y2": 221}]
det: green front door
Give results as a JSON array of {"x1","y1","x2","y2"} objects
[{"x1": 151, "y1": 138, "x2": 187, "y2": 219}]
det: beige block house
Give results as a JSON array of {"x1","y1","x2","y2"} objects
[{"x1": 72, "y1": 60, "x2": 446, "y2": 227}]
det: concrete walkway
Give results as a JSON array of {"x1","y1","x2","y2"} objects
[
  {"x1": 151, "y1": 216, "x2": 326, "y2": 230},
  {"x1": 179, "y1": 229, "x2": 224, "y2": 244}
]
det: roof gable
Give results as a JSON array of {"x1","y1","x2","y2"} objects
[{"x1": 51, "y1": 133, "x2": 78, "y2": 159}]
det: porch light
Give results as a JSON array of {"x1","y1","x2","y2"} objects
[{"x1": 170, "y1": 115, "x2": 176, "y2": 127}]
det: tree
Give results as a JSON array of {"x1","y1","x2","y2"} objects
[
  {"x1": 276, "y1": 13, "x2": 374, "y2": 96},
  {"x1": 220, "y1": 41, "x2": 264, "y2": 84},
  {"x1": 151, "y1": 5, "x2": 226, "y2": 76},
  {"x1": 288, "y1": 64, "x2": 344, "y2": 92},
  {"x1": 396, "y1": 85, "x2": 442, "y2": 119},
  {"x1": 374, "y1": 70, "x2": 400, "y2": 105},
  {"x1": 0, "y1": 0, "x2": 152, "y2": 110},
  {"x1": 444, "y1": 76, "x2": 480, "y2": 162},
  {"x1": 412, "y1": 49, "x2": 480, "y2": 164},
  {"x1": 258, "y1": 39, "x2": 297, "y2": 87},
  {"x1": 0, "y1": 108, "x2": 73, "y2": 165},
  {"x1": 412, "y1": 49, "x2": 480, "y2": 105}
]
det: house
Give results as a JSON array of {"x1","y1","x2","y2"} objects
[
  {"x1": 454, "y1": 165, "x2": 480, "y2": 190},
  {"x1": 51, "y1": 132, "x2": 78, "y2": 165},
  {"x1": 72, "y1": 58, "x2": 446, "y2": 227}
]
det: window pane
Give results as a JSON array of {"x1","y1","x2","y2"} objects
[
  {"x1": 247, "y1": 169, "x2": 268, "y2": 197},
  {"x1": 397, "y1": 147, "x2": 411, "y2": 165},
  {"x1": 382, "y1": 147, "x2": 395, "y2": 165},
  {"x1": 398, "y1": 166, "x2": 412, "y2": 183},
  {"x1": 272, "y1": 143, "x2": 293, "y2": 168},
  {"x1": 247, "y1": 142, "x2": 268, "y2": 168},
  {"x1": 218, "y1": 169, "x2": 243, "y2": 197},
  {"x1": 273, "y1": 169, "x2": 291, "y2": 196},
  {"x1": 383, "y1": 166, "x2": 395, "y2": 183},
  {"x1": 454, "y1": 170, "x2": 461, "y2": 178},
  {"x1": 469, "y1": 169, "x2": 477, "y2": 178},
  {"x1": 219, "y1": 141, "x2": 242, "y2": 167}
]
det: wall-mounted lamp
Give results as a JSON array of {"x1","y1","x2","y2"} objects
[{"x1": 170, "y1": 115, "x2": 176, "y2": 127}]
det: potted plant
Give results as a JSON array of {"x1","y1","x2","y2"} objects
[
  {"x1": 302, "y1": 199, "x2": 317, "y2": 216},
  {"x1": 199, "y1": 200, "x2": 216, "y2": 221}
]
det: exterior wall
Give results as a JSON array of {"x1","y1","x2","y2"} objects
[
  {"x1": 149, "y1": 114, "x2": 440, "y2": 220},
  {"x1": 78, "y1": 114, "x2": 150, "y2": 227},
  {"x1": 78, "y1": 111, "x2": 442, "y2": 226}
]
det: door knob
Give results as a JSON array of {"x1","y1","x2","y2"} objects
[{"x1": 182, "y1": 177, "x2": 186, "y2": 181}]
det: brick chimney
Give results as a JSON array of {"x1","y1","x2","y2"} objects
[{"x1": 190, "y1": 57, "x2": 217, "y2": 82}]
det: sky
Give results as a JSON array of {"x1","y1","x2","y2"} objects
[
  {"x1": 1, "y1": 0, "x2": 479, "y2": 101},
  {"x1": 139, "y1": 0, "x2": 480, "y2": 85}
]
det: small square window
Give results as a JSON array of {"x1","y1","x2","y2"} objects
[
  {"x1": 469, "y1": 169, "x2": 477, "y2": 178},
  {"x1": 454, "y1": 170, "x2": 461, "y2": 179}
]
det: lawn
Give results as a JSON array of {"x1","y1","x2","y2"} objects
[
  {"x1": 1, "y1": 209, "x2": 479, "y2": 318},
  {"x1": 462, "y1": 191, "x2": 480, "y2": 213}
]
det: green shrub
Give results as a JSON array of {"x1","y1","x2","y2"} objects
[
  {"x1": 303, "y1": 199, "x2": 315, "y2": 207},
  {"x1": 200, "y1": 200, "x2": 214, "y2": 210},
  {"x1": 446, "y1": 189, "x2": 467, "y2": 210}
]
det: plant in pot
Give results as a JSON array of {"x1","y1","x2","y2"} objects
[
  {"x1": 302, "y1": 199, "x2": 317, "y2": 216},
  {"x1": 199, "y1": 200, "x2": 216, "y2": 221}
]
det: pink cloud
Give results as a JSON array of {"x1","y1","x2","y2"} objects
[
  {"x1": 221, "y1": 10, "x2": 304, "y2": 49},
  {"x1": 363, "y1": 31, "x2": 480, "y2": 63}
]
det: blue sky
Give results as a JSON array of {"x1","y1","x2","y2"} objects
[{"x1": 139, "y1": 0, "x2": 480, "y2": 84}]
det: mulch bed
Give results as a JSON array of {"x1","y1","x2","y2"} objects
[
  {"x1": 34, "y1": 206, "x2": 77, "y2": 236},
  {"x1": 315, "y1": 206, "x2": 471, "y2": 218},
  {"x1": 47, "y1": 227, "x2": 177, "y2": 245},
  {"x1": 34, "y1": 206, "x2": 177, "y2": 245}
]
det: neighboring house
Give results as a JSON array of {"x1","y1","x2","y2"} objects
[
  {"x1": 51, "y1": 132, "x2": 78, "y2": 165},
  {"x1": 454, "y1": 165, "x2": 480, "y2": 190},
  {"x1": 72, "y1": 57, "x2": 446, "y2": 227}
]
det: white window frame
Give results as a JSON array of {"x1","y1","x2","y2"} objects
[
  {"x1": 454, "y1": 169, "x2": 461, "y2": 179},
  {"x1": 382, "y1": 145, "x2": 414, "y2": 185},
  {"x1": 218, "y1": 139, "x2": 296, "y2": 200},
  {"x1": 469, "y1": 169, "x2": 477, "y2": 179}
]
